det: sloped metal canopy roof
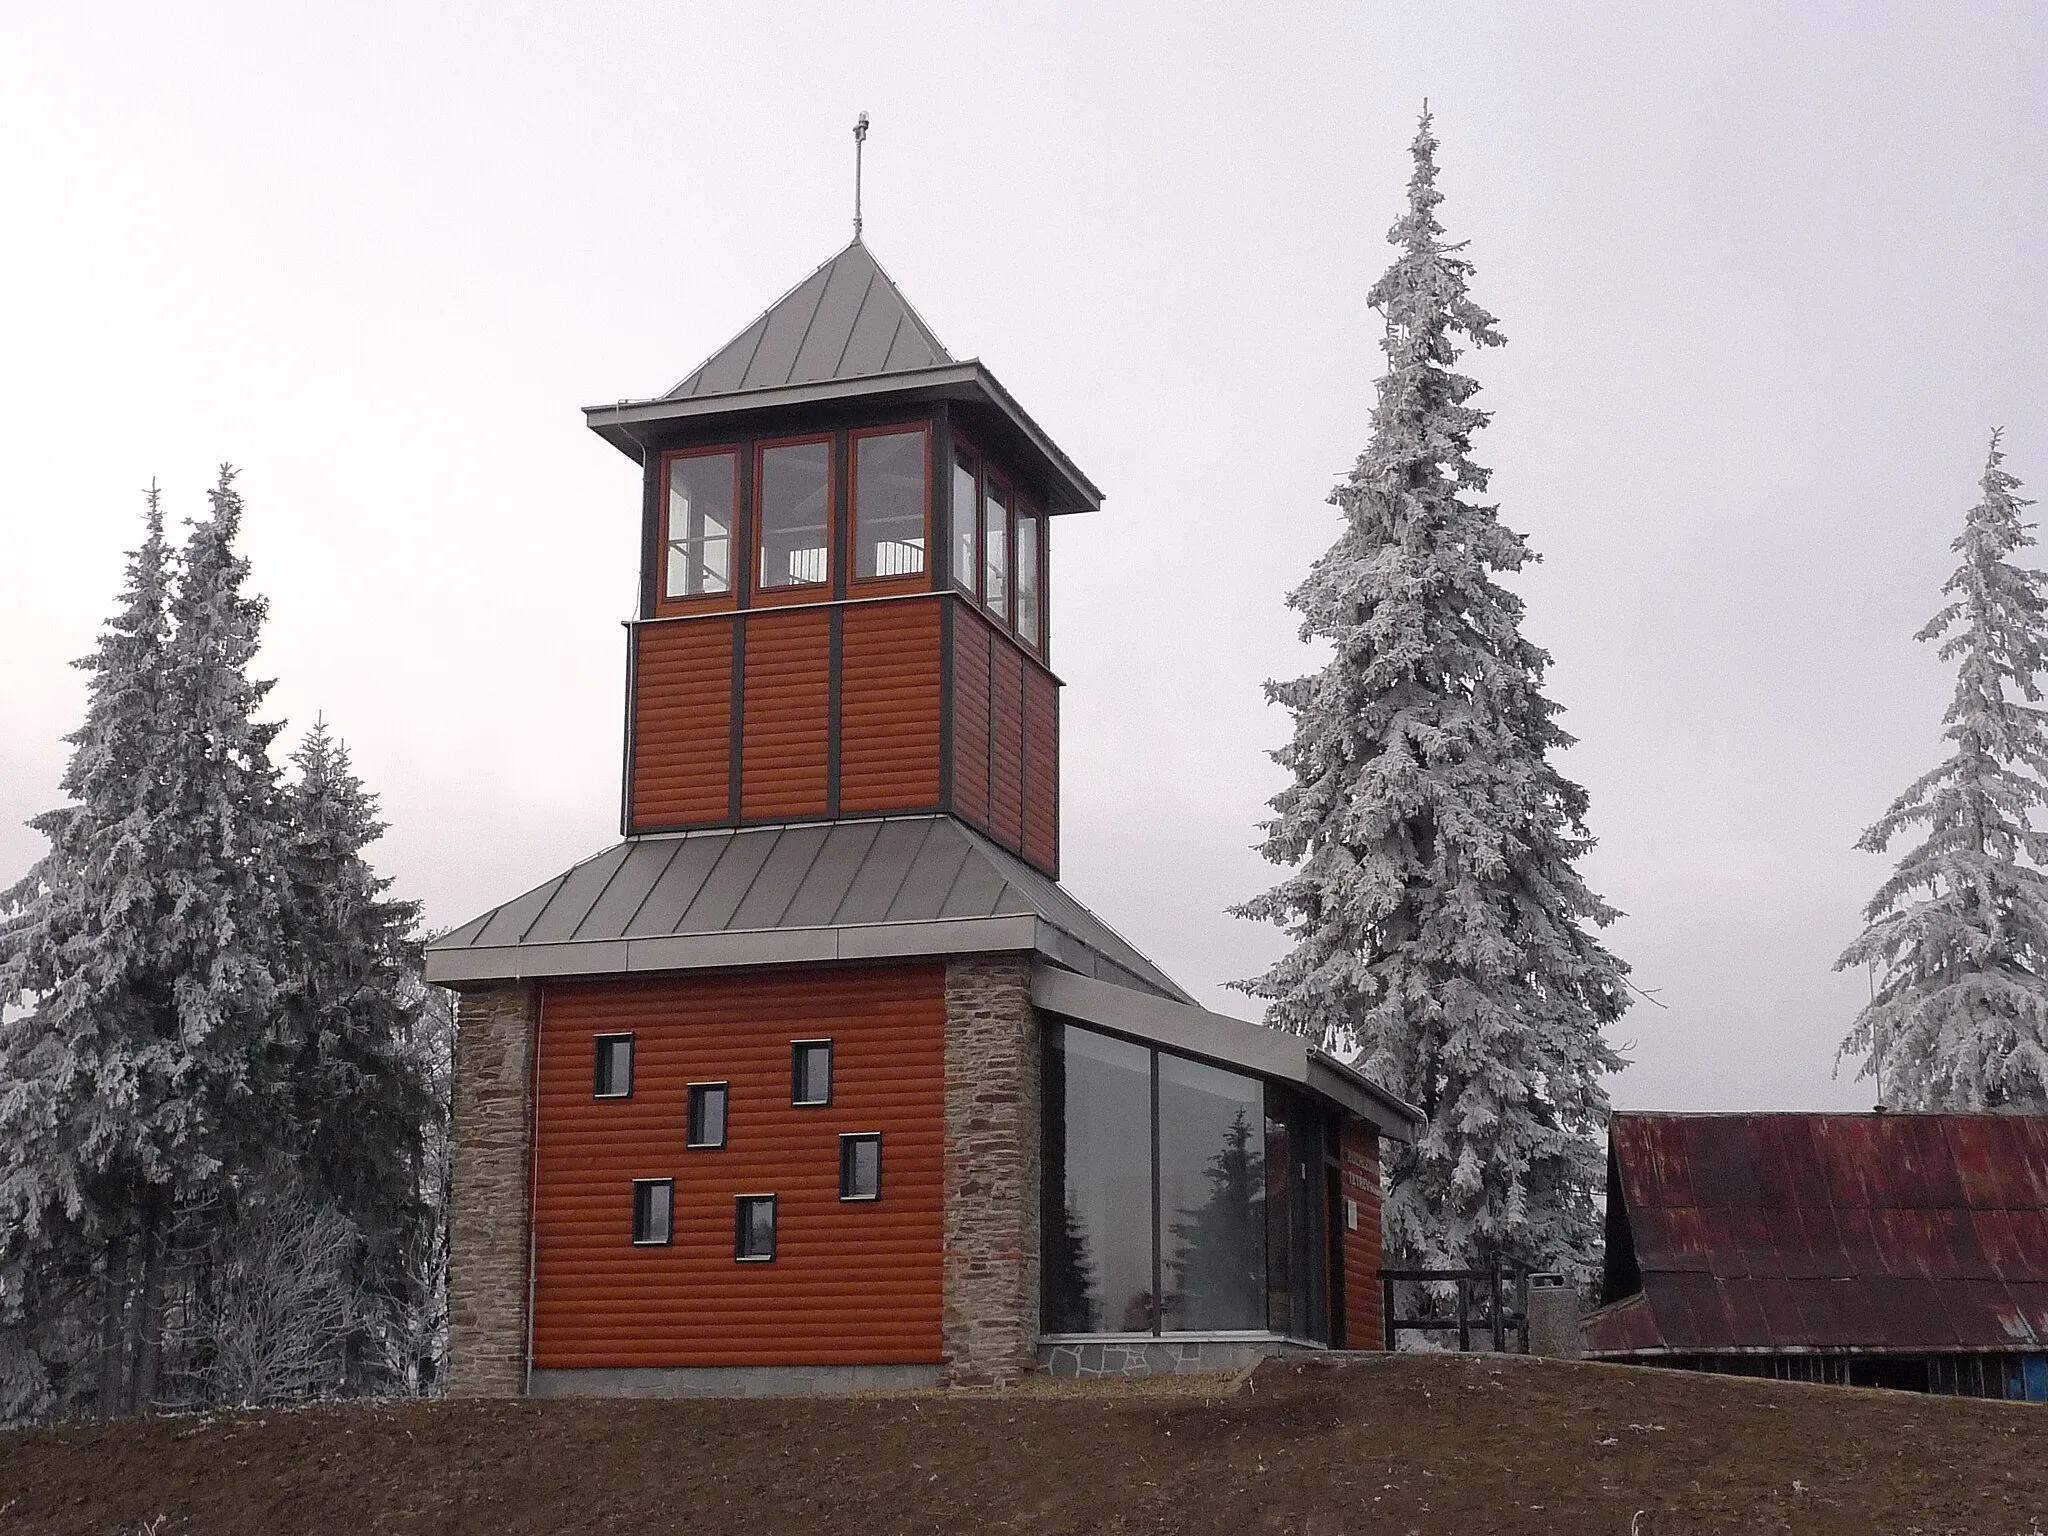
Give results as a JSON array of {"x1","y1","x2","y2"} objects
[
  {"x1": 1584, "y1": 1111, "x2": 2048, "y2": 1356},
  {"x1": 666, "y1": 238, "x2": 952, "y2": 399},
  {"x1": 426, "y1": 814, "x2": 1187, "y2": 1003}
]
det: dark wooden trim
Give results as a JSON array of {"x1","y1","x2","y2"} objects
[
  {"x1": 726, "y1": 613, "x2": 746, "y2": 824},
  {"x1": 830, "y1": 428, "x2": 849, "y2": 604},
  {"x1": 620, "y1": 622, "x2": 640, "y2": 837},
  {"x1": 623, "y1": 804, "x2": 950, "y2": 839},
  {"x1": 826, "y1": 605, "x2": 844, "y2": 817},
  {"x1": 652, "y1": 442, "x2": 744, "y2": 619},
  {"x1": 931, "y1": 403, "x2": 954, "y2": 592},
  {"x1": 937, "y1": 595, "x2": 956, "y2": 819},
  {"x1": 751, "y1": 430, "x2": 836, "y2": 607},
  {"x1": 639, "y1": 448, "x2": 661, "y2": 621}
]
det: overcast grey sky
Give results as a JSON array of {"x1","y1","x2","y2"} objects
[{"x1": 4, "y1": 4, "x2": 2045, "y2": 1112}]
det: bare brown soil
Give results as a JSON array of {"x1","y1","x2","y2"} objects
[{"x1": 3, "y1": 1353, "x2": 2046, "y2": 1535}]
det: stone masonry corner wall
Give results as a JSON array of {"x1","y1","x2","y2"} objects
[
  {"x1": 445, "y1": 982, "x2": 539, "y2": 1398},
  {"x1": 942, "y1": 956, "x2": 1040, "y2": 1387}
]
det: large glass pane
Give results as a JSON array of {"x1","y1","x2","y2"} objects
[
  {"x1": 950, "y1": 450, "x2": 977, "y2": 595},
  {"x1": 982, "y1": 479, "x2": 1009, "y2": 620},
  {"x1": 1158, "y1": 1054, "x2": 1264, "y2": 1331},
  {"x1": 758, "y1": 440, "x2": 830, "y2": 589},
  {"x1": 1014, "y1": 508, "x2": 1042, "y2": 648},
  {"x1": 1264, "y1": 1087, "x2": 1330, "y2": 1342},
  {"x1": 665, "y1": 452, "x2": 735, "y2": 599},
  {"x1": 855, "y1": 430, "x2": 926, "y2": 579},
  {"x1": 1042, "y1": 1025, "x2": 1153, "y2": 1333}
]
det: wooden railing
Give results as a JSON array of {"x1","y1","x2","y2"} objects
[{"x1": 1377, "y1": 1265, "x2": 1531, "y2": 1353}]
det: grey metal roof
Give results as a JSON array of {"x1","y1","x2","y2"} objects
[
  {"x1": 426, "y1": 814, "x2": 1188, "y2": 1002},
  {"x1": 667, "y1": 239, "x2": 952, "y2": 399}
]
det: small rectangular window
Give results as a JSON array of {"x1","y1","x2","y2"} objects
[
  {"x1": 792, "y1": 1040, "x2": 833, "y2": 1106},
  {"x1": 632, "y1": 1179, "x2": 673, "y2": 1245},
  {"x1": 735, "y1": 1194, "x2": 777, "y2": 1261},
  {"x1": 758, "y1": 439, "x2": 832, "y2": 590},
  {"x1": 983, "y1": 478, "x2": 1010, "y2": 620},
  {"x1": 854, "y1": 428, "x2": 927, "y2": 580},
  {"x1": 950, "y1": 448, "x2": 978, "y2": 596},
  {"x1": 840, "y1": 1133, "x2": 882, "y2": 1201},
  {"x1": 687, "y1": 1082, "x2": 728, "y2": 1149},
  {"x1": 663, "y1": 450, "x2": 736, "y2": 600},
  {"x1": 594, "y1": 1034, "x2": 634, "y2": 1099},
  {"x1": 1014, "y1": 506, "x2": 1042, "y2": 648}
]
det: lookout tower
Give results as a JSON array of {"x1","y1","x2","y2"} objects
[{"x1": 427, "y1": 236, "x2": 1418, "y2": 1400}]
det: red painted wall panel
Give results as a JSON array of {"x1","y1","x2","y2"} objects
[
  {"x1": 1341, "y1": 1124, "x2": 1385, "y2": 1350},
  {"x1": 740, "y1": 607, "x2": 831, "y2": 819},
  {"x1": 950, "y1": 607, "x2": 992, "y2": 831},
  {"x1": 532, "y1": 965, "x2": 948, "y2": 1368},
  {"x1": 990, "y1": 643, "x2": 1025, "y2": 851},
  {"x1": 1023, "y1": 667, "x2": 1058, "y2": 875},
  {"x1": 631, "y1": 618, "x2": 733, "y2": 830},
  {"x1": 840, "y1": 597, "x2": 943, "y2": 813}
]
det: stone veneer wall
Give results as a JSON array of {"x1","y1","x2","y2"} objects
[
  {"x1": 445, "y1": 982, "x2": 540, "y2": 1398},
  {"x1": 941, "y1": 955, "x2": 1040, "y2": 1386}
]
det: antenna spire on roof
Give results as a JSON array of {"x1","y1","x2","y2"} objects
[{"x1": 853, "y1": 112, "x2": 870, "y2": 238}]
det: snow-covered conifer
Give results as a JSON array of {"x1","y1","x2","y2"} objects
[
  {"x1": 1234, "y1": 112, "x2": 1629, "y2": 1278},
  {"x1": 1838, "y1": 434, "x2": 2048, "y2": 1110}
]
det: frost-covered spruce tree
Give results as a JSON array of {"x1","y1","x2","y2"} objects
[
  {"x1": 0, "y1": 468, "x2": 293, "y2": 1418},
  {"x1": 1837, "y1": 434, "x2": 2048, "y2": 1110},
  {"x1": 271, "y1": 719, "x2": 440, "y2": 1391},
  {"x1": 1234, "y1": 112, "x2": 1629, "y2": 1278}
]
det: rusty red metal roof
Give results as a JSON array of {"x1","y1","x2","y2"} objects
[{"x1": 1584, "y1": 1112, "x2": 2048, "y2": 1356}]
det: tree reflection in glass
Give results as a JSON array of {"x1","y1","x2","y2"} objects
[{"x1": 1159, "y1": 1055, "x2": 1266, "y2": 1331}]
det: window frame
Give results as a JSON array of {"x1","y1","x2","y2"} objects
[
  {"x1": 686, "y1": 1081, "x2": 729, "y2": 1150},
  {"x1": 839, "y1": 1132, "x2": 883, "y2": 1202},
  {"x1": 791, "y1": 1039, "x2": 834, "y2": 1106},
  {"x1": 849, "y1": 422, "x2": 933, "y2": 593},
  {"x1": 949, "y1": 439, "x2": 982, "y2": 600},
  {"x1": 655, "y1": 444, "x2": 742, "y2": 615},
  {"x1": 751, "y1": 431, "x2": 836, "y2": 603},
  {"x1": 631, "y1": 1177, "x2": 674, "y2": 1246},
  {"x1": 981, "y1": 468, "x2": 1014, "y2": 628},
  {"x1": 1013, "y1": 495, "x2": 1046, "y2": 655},
  {"x1": 593, "y1": 1033, "x2": 635, "y2": 1100},
  {"x1": 734, "y1": 1193, "x2": 778, "y2": 1262}
]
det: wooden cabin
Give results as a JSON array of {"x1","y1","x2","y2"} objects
[
  {"x1": 426, "y1": 239, "x2": 1421, "y2": 1396},
  {"x1": 1585, "y1": 1111, "x2": 2048, "y2": 1398}
]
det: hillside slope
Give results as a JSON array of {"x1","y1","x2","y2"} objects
[{"x1": 2, "y1": 1353, "x2": 2044, "y2": 1534}]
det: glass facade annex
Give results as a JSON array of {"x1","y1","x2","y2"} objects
[{"x1": 1041, "y1": 1021, "x2": 1338, "y2": 1342}]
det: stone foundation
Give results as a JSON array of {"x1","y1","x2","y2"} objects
[
  {"x1": 529, "y1": 1364, "x2": 943, "y2": 1398},
  {"x1": 941, "y1": 955, "x2": 1041, "y2": 1387},
  {"x1": 445, "y1": 982, "x2": 539, "y2": 1398},
  {"x1": 1038, "y1": 1338, "x2": 1290, "y2": 1379}
]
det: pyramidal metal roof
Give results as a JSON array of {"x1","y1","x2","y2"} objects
[
  {"x1": 425, "y1": 813, "x2": 1189, "y2": 1003},
  {"x1": 667, "y1": 239, "x2": 952, "y2": 401}
]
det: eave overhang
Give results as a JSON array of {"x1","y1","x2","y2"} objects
[
  {"x1": 1029, "y1": 965, "x2": 1423, "y2": 1142},
  {"x1": 583, "y1": 359, "x2": 1102, "y2": 515}
]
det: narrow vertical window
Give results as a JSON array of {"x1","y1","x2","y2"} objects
[
  {"x1": 792, "y1": 1040, "x2": 833, "y2": 1106},
  {"x1": 951, "y1": 448, "x2": 978, "y2": 596},
  {"x1": 632, "y1": 1179, "x2": 673, "y2": 1245},
  {"x1": 840, "y1": 1133, "x2": 882, "y2": 1201},
  {"x1": 983, "y1": 478, "x2": 1010, "y2": 620},
  {"x1": 735, "y1": 1195, "x2": 777, "y2": 1261},
  {"x1": 1014, "y1": 506, "x2": 1042, "y2": 648},
  {"x1": 593, "y1": 1034, "x2": 634, "y2": 1099},
  {"x1": 687, "y1": 1082, "x2": 729, "y2": 1149},
  {"x1": 663, "y1": 450, "x2": 736, "y2": 599},
  {"x1": 757, "y1": 439, "x2": 832, "y2": 590},
  {"x1": 854, "y1": 428, "x2": 928, "y2": 580}
]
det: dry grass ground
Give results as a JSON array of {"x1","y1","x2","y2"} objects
[{"x1": 3, "y1": 1352, "x2": 2046, "y2": 1534}]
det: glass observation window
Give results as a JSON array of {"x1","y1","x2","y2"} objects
[
  {"x1": 1014, "y1": 507, "x2": 1042, "y2": 649},
  {"x1": 632, "y1": 1179, "x2": 672, "y2": 1245},
  {"x1": 1042, "y1": 1026, "x2": 1153, "y2": 1333},
  {"x1": 593, "y1": 1035, "x2": 634, "y2": 1099},
  {"x1": 854, "y1": 430, "x2": 927, "y2": 580},
  {"x1": 687, "y1": 1082, "x2": 728, "y2": 1149},
  {"x1": 792, "y1": 1040, "x2": 833, "y2": 1106},
  {"x1": 951, "y1": 448, "x2": 978, "y2": 596},
  {"x1": 664, "y1": 451, "x2": 735, "y2": 600},
  {"x1": 1159, "y1": 1054, "x2": 1266, "y2": 1331},
  {"x1": 840, "y1": 1133, "x2": 882, "y2": 1201},
  {"x1": 735, "y1": 1195, "x2": 777, "y2": 1261},
  {"x1": 758, "y1": 439, "x2": 831, "y2": 590},
  {"x1": 982, "y1": 478, "x2": 1010, "y2": 620}
]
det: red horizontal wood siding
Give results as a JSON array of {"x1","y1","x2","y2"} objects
[
  {"x1": 839, "y1": 597, "x2": 942, "y2": 813},
  {"x1": 740, "y1": 607, "x2": 831, "y2": 820},
  {"x1": 1341, "y1": 1124, "x2": 1384, "y2": 1350},
  {"x1": 631, "y1": 618, "x2": 733, "y2": 830},
  {"x1": 1023, "y1": 667, "x2": 1058, "y2": 875},
  {"x1": 990, "y1": 642, "x2": 1025, "y2": 850},
  {"x1": 532, "y1": 965, "x2": 948, "y2": 1368},
  {"x1": 950, "y1": 606, "x2": 992, "y2": 831}
]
